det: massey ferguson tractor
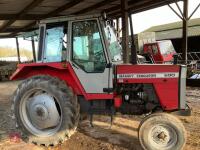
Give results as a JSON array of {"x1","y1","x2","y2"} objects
[{"x1": 11, "y1": 14, "x2": 189, "y2": 150}]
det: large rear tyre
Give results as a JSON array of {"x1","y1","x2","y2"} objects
[
  {"x1": 12, "y1": 75, "x2": 80, "y2": 146},
  {"x1": 138, "y1": 113, "x2": 186, "y2": 150}
]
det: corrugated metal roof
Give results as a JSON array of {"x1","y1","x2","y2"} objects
[
  {"x1": 144, "y1": 18, "x2": 200, "y2": 40},
  {"x1": 0, "y1": 0, "x2": 179, "y2": 38}
]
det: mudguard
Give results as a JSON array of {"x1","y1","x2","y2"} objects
[{"x1": 11, "y1": 62, "x2": 113, "y2": 100}]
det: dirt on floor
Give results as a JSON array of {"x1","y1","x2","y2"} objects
[{"x1": 0, "y1": 81, "x2": 199, "y2": 150}]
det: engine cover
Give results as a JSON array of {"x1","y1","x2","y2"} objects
[{"x1": 116, "y1": 64, "x2": 186, "y2": 111}]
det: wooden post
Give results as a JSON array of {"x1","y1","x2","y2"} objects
[
  {"x1": 116, "y1": 17, "x2": 119, "y2": 39},
  {"x1": 129, "y1": 14, "x2": 137, "y2": 64},
  {"x1": 31, "y1": 37, "x2": 36, "y2": 62},
  {"x1": 121, "y1": 0, "x2": 129, "y2": 63},
  {"x1": 182, "y1": 0, "x2": 188, "y2": 63},
  {"x1": 15, "y1": 37, "x2": 20, "y2": 63}
]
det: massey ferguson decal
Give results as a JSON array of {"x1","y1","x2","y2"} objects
[{"x1": 117, "y1": 72, "x2": 179, "y2": 79}]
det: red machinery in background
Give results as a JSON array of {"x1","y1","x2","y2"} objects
[{"x1": 143, "y1": 40, "x2": 176, "y2": 63}]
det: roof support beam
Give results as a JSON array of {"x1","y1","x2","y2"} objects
[
  {"x1": 8, "y1": 21, "x2": 37, "y2": 37},
  {"x1": 116, "y1": 18, "x2": 120, "y2": 39},
  {"x1": 189, "y1": 2, "x2": 200, "y2": 19},
  {"x1": 0, "y1": 21, "x2": 15, "y2": 32},
  {"x1": 121, "y1": 0, "x2": 129, "y2": 63},
  {"x1": 0, "y1": 35, "x2": 14, "y2": 38},
  {"x1": 0, "y1": 14, "x2": 45, "y2": 20},
  {"x1": 168, "y1": 1, "x2": 187, "y2": 21},
  {"x1": 31, "y1": 37, "x2": 36, "y2": 62},
  {"x1": 0, "y1": 28, "x2": 35, "y2": 33},
  {"x1": 45, "y1": 0, "x2": 84, "y2": 17},
  {"x1": 107, "y1": 0, "x2": 176, "y2": 15},
  {"x1": 168, "y1": 4, "x2": 183, "y2": 20},
  {"x1": 175, "y1": 1, "x2": 184, "y2": 19},
  {"x1": 10, "y1": 0, "x2": 84, "y2": 37},
  {"x1": 182, "y1": 0, "x2": 189, "y2": 63},
  {"x1": 0, "y1": 0, "x2": 44, "y2": 32},
  {"x1": 109, "y1": 0, "x2": 177, "y2": 18},
  {"x1": 129, "y1": 0, "x2": 178, "y2": 14},
  {"x1": 73, "y1": 0, "x2": 116, "y2": 15},
  {"x1": 106, "y1": 0, "x2": 147, "y2": 13},
  {"x1": 15, "y1": 37, "x2": 21, "y2": 63},
  {"x1": 129, "y1": 14, "x2": 137, "y2": 64}
]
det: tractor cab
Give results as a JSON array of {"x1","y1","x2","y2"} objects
[
  {"x1": 37, "y1": 14, "x2": 122, "y2": 65},
  {"x1": 35, "y1": 14, "x2": 122, "y2": 93}
]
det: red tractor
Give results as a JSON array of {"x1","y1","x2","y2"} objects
[
  {"x1": 11, "y1": 14, "x2": 189, "y2": 150},
  {"x1": 143, "y1": 40, "x2": 176, "y2": 64}
]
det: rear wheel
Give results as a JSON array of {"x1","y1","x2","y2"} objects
[
  {"x1": 138, "y1": 113, "x2": 186, "y2": 150},
  {"x1": 12, "y1": 75, "x2": 80, "y2": 146}
]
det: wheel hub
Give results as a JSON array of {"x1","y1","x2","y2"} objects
[
  {"x1": 149, "y1": 124, "x2": 177, "y2": 149},
  {"x1": 34, "y1": 104, "x2": 48, "y2": 120},
  {"x1": 151, "y1": 126, "x2": 170, "y2": 144},
  {"x1": 157, "y1": 131, "x2": 167, "y2": 140},
  {"x1": 27, "y1": 93, "x2": 60, "y2": 130}
]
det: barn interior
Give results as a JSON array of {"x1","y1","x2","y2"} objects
[{"x1": 0, "y1": 0, "x2": 197, "y2": 64}]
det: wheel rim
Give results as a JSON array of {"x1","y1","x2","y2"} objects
[
  {"x1": 19, "y1": 88, "x2": 62, "y2": 137},
  {"x1": 148, "y1": 124, "x2": 178, "y2": 149}
]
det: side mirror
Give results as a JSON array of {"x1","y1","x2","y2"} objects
[
  {"x1": 105, "y1": 20, "x2": 115, "y2": 28},
  {"x1": 101, "y1": 12, "x2": 107, "y2": 20}
]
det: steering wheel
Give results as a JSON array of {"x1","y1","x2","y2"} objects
[{"x1": 94, "y1": 51, "x2": 105, "y2": 62}]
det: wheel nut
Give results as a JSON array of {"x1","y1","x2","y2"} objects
[{"x1": 157, "y1": 132, "x2": 167, "y2": 140}]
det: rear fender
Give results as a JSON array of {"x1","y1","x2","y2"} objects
[
  {"x1": 11, "y1": 62, "x2": 114, "y2": 100},
  {"x1": 10, "y1": 62, "x2": 84, "y2": 95}
]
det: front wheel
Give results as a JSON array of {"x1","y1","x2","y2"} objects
[
  {"x1": 138, "y1": 113, "x2": 186, "y2": 150},
  {"x1": 12, "y1": 75, "x2": 80, "y2": 146}
]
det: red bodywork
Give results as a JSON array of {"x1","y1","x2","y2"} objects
[
  {"x1": 10, "y1": 62, "x2": 113, "y2": 100},
  {"x1": 11, "y1": 62, "x2": 181, "y2": 111},
  {"x1": 116, "y1": 65, "x2": 180, "y2": 110}
]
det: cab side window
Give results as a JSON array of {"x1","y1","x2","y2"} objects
[
  {"x1": 45, "y1": 26, "x2": 64, "y2": 62},
  {"x1": 72, "y1": 20, "x2": 107, "y2": 73},
  {"x1": 44, "y1": 23, "x2": 68, "y2": 62}
]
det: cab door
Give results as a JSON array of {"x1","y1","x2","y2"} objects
[{"x1": 68, "y1": 19, "x2": 112, "y2": 94}]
